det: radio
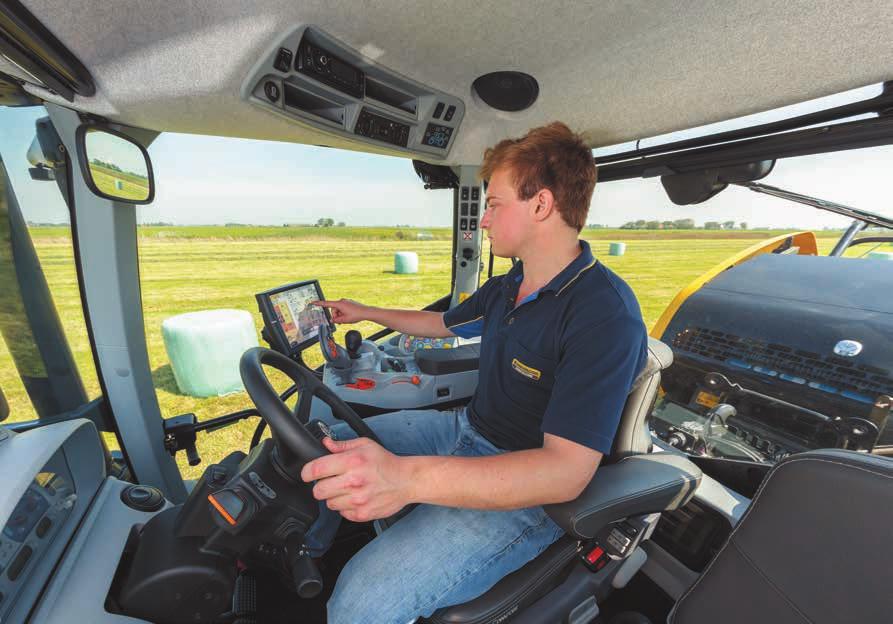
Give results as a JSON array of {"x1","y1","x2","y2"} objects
[{"x1": 296, "y1": 40, "x2": 364, "y2": 98}]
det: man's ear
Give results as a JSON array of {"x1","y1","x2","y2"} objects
[{"x1": 531, "y1": 188, "x2": 556, "y2": 222}]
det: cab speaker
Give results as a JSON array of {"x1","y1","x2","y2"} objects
[{"x1": 472, "y1": 72, "x2": 539, "y2": 112}]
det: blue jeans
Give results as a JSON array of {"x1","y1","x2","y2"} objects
[{"x1": 303, "y1": 407, "x2": 565, "y2": 624}]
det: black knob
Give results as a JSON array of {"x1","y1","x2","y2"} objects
[
  {"x1": 285, "y1": 534, "x2": 323, "y2": 599},
  {"x1": 667, "y1": 432, "x2": 687, "y2": 449},
  {"x1": 345, "y1": 330, "x2": 362, "y2": 359},
  {"x1": 263, "y1": 81, "x2": 280, "y2": 102},
  {"x1": 186, "y1": 444, "x2": 201, "y2": 466}
]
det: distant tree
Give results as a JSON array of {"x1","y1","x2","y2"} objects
[
  {"x1": 620, "y1": 221, "x2": 637, "y2": 230},
  {"x1": 739, "y1": 222, "x2": 748, "y2": 230},
  {"x1": 645, "y1": 220, "x2": 661, "y2": 230},
  {"x1": 634, "y1": 219, "x2": 646, "y2": 229},
  {"x1": 316, "y1": 217, "x2": 336, "y2": 227},
  {"x1": 704, "y1": 221, "x2": 721, "y2": 230},
  {"x1": 673, "y1": 218, "x2": 695, "y2": 229},
  {"x1": 587, "y1": 223, "x2": 605, "y2": 229},
  {"x1": 395, "y1": 230, "x2": 405, "y2": 240},
  {"x1": 723, "y1": 220, "x2": 736, "y2": 230},
  {"x1": 337, "y1": 221, "x2": 346, "y2": 227},
  {"x1": 661, "y1": 221, "x2": 675, "y2": 229}
]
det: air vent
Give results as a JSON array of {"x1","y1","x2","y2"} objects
[
  {"x1": 472, "y1": 71, "x2": 539, "y2": 112},
  {"x1": 673, "y1": 327, "x2": 893, "y2": 402}
]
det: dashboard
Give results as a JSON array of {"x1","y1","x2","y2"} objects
[{"x1": 0, "y1": 450, "x2": 76, "y2": 612}]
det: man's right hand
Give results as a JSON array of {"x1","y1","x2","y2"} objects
[{"x1": 312, "y1": 299, "x2": 370, "y2": 324}]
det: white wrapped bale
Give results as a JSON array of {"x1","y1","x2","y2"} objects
[
  {"x1": 161, "y1": 309, "x2": 259, "y2": 397},
  {"x1": 394, "y1": 251, "x2": 419, "y2": 274}
]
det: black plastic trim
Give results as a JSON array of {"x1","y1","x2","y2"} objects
[
  {"x1": 599, "y1": 113, "x2": 893, "y2": 182},
  {"x1": 0, "y1": 0, "x2": 95, "y2": 100},
  {"x1": 597, "y1": 81, "x2": 893, "y2": 166}
]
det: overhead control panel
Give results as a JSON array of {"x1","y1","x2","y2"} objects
[{"x1": 242, "y1": 26, "x2": 465, "y2": 159}]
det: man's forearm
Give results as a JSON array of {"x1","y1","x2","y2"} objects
[
  {"x1": 404, "y1": 449, "x2": 584, "y2": 510},
  {"x1": 365, "y1": 307, "x2": 453, "y2": 338}
]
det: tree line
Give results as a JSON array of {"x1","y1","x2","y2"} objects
[
  {"x1": 89, "y1": 158, "x2": 148, "y2": 180},
  {"x1": 617, "y1": 219, "x2": 747, "y2": 230}
]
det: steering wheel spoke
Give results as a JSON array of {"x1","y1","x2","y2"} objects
[{"x1": 240, "y1": 348, "x2": 380, "y2": 474}]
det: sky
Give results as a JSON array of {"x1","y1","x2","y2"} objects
[{"x1": 1, "y1": 82, "x2": 889, "y2": 230}]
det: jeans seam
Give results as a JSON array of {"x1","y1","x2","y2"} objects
[{"x1": 411, "y1": 514, "x2": 552, "y2": 620}]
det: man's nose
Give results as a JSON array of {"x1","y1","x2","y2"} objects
[{"x1": 480, "y1": 207, "x2": 491, "y2": 229}]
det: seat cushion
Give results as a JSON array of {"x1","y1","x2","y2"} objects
[
  {"x1": 670, "y1": 449, "x2": 893, "y2": 624},
  {"x1": 423, "y1": 537, "x2": 579, "y2": 624},
  {"x1": 630, "y1": 337, "x2": 673, "y2": 393}
]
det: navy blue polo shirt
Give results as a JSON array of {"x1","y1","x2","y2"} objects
[{"x1": 443, "y1": 240, "x2": 648, "y2": 454}]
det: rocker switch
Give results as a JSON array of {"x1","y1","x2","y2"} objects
[{"x1": 209, "y1": 489, "x2": 247, "y2": 526}]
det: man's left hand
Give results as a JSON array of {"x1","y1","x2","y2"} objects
[{"x1": 300, "y1": 437, "x2": 413, "y2": 523}]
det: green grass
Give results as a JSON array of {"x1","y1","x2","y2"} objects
[
  {"x1": 1, "y1": 227, "x2": 850, "y2": 479},
  {"x1": 89, "y1": 164, "x2": 150, "y2": 201}
]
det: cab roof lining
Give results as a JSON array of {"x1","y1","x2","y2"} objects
[{"x1": 17, "y1": 0, "x2": 893, "y2": 165}]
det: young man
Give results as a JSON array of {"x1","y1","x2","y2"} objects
[{"x1": 304, "y1": 122, "x2": 648, "y2": 624}]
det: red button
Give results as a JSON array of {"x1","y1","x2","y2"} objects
[{"x1": 586, "y1": 546, "x2": 604, "y2": 564}]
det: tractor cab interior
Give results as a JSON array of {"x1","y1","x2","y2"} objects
[{"x1": 2, "y1": 1, "x2": 893, "y2": 623}]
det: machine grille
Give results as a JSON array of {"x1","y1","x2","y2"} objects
[{"x1": 672, "y1": 327, "x2": 893, "y2": 404}]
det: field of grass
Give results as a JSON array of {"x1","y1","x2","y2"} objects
[
  {"x1": 89, "y1": 164, "x2": 150, "y2": 201},
  {"x1": 1, "y1": 227, "x2": 851, "y2": 479}
]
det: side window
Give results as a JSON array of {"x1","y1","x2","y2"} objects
[
  {"x1": 139, "y1": 133, "x2": 450, "y2": 476},
  {"x1": 591, "y1": 145, "x2": 891, "y2": 466},
  {"x1": 0, "y1": 106, "x2": 102, "y2": 425}
]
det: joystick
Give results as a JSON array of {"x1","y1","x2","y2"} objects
[
  {"x1": 345, "y1": 330, "x2": 363, "y2": 359},
  {"x1": 318, "y1": 323, "x2": 352, "y2": 369}
]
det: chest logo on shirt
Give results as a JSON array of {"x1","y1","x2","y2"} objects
[{"x1": 511, "y1": 358, "x2": 541, "y2": 381}]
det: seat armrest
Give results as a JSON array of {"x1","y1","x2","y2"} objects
[
  {"x1": 545, "y1": 453, "x2": 701, "y2": 540},
  {"x1": 414, "y1": 343, "x2": 481, "y2": 375}
]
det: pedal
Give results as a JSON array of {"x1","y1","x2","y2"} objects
[{"x1": 231, "y1": 571, "x2": 257, "y2": 624}]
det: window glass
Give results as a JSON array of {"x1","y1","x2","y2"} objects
[
  {"x1": 0, "y1": 106, "x2": 102, "y2": 425},
  {"x1": 584, "y1": 146, "x2": 892, "y2": 465},
  {"x1": 139, "y1": 133, "x2": 451, "y2": 477}
]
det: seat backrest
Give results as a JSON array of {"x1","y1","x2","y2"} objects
[
  {"x1": 669, "y1": 449, "x2": 893, "y2": 624},
  {"x1": 610, "y1": 337, "x2": 673, "y2": 460}
]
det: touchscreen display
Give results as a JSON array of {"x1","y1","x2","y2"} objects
[{"x1": 268, "y1": 283, "x2": 328, "y2": 350}]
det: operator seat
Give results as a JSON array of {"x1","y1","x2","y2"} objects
[
  {"x1": 423, "y1": 337, "x2": 701, "y2": 624},
  {"x1": 610, "y1": 449, "x2": 893, "y2": 624}
]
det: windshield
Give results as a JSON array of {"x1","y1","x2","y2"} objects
[{"x1": 0, "y1": 105, "x2": 103, "y2": 426}]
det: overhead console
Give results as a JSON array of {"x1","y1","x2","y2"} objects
[{"x1": 242, "y1": 26, "x2": 464, "y2": 159}]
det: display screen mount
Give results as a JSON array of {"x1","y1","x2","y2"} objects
[{"x1": 255, "y1": 280, "x2": 334, "y2": 357}]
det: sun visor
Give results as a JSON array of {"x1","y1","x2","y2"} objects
[{"x1": 661, "y1": 160, "x2": 774, "y2": 205}]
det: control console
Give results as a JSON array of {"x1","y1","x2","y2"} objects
[
  {"x1": 255, "y1": 279, "x2": 481, "y2": 413},
  {"x1": 243, "y1": 25, "x2": 464, "y2": 159}
]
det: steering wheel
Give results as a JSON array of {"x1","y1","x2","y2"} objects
[{"x1": 239, "y1": 347, "x2": 381, "y2": 473}]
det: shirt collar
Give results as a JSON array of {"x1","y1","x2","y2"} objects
[{"x1": 504, "y1": 240, "x2": 596, "y2": 296}]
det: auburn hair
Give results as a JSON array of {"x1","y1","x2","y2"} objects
[{"x1": 480, "y1": 122, "x2": 596, "y2": 232}]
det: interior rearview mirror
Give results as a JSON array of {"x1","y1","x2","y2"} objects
[
  {"x1": 661, "y1": 160, "x2": 775, "y2": 206},
  {"x1": 76, "y1": 125, "x2": 155, "y2": 204}
]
